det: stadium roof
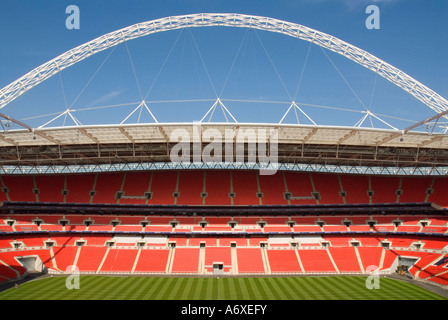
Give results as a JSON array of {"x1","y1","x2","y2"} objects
[
  {"x1": 1, "y1": 123, "x2": 448, "y2": 174},
  {"x1": 1, "y1": 122, "x2": 447, "y2": 148}
]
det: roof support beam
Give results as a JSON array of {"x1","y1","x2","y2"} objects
[
  {"x1": 337, "y1": 129, "x2": 357, "y2": 145},
  {"x1": 375, "y1": 132, "x2": 401, "y2": 147},
  {"x1": 78, "y1": 128, "x2": 100, "y2": 144},
  {"x1": 0, "y1": 134, "x2": 17, "y2": 146},
  {"x1": 119, "y1": 127, "x2": 135, "y2": 143},
  {"x1": 157, "y1": 126, "x2": 169, "y2": 143},
  {"x1": 0, "y1": 112, "x2": 33, "y2": 132},
  {"x1": 418, "y1": 135, "x2": 444, "y2": 148},
  {"x1": 302, "y1": 128, "x2": 318, "y2": 144},
  {"x1": 33, "y1": 131, "x2": 61, "y2": 145},
  {"x1": 403, "y1": 109, "x2": 448, "y2": 134}
]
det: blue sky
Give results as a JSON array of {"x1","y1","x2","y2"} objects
[{"x1": 0, "y1": 0, "x2": 447, "y2": 129}]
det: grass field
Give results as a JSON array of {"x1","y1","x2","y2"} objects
[{"x1": 0, "y1": 275, "x2": 445, "y2": 300}]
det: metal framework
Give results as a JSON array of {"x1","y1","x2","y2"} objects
[
  {"x1": 0, "y1": 123, "x2": 448, "y2": 175},
  {"x1": 2, "y1": 161, "x2": 448, "y2": 177},
  {"x1": 0, "y1": 13, "x2": 447, "y2": 175},
  {"x1": 1, "y1": 13, "x2": 447, "y2": 117}
]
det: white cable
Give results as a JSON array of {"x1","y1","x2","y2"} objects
[
  {"x1": 253, "y1": 29, "x2": 293, "y2": 101},
  {"x1": 219, "y1": 28, "x2": 250, "y2": 97},
  {"x1": 68, "y1": 44, "x2": 118, "y2": 110},
  {"x1": 293, "y1": 41, "x2": 313, "y2": 101},
  {"x1": 319, "y1": 46, "x2": 368, "y2": 112},
  {"x1": 187, "y1": 28, "x2": 218, "y2": 98},
  {"x1": 125, "y1": 41, "x2": 144, "y2": 101},
  {"x1": 143, "y1": 28, "x2": 186, "y2": 101}
]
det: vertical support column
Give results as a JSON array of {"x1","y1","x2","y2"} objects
[
  {"x1": 89, "y1": 174, "x2": 98, "y2": 204},
  {"x1": 282, "y1": 172, "x2": 291, "y2": 205},
  {"x1": 32, "y1": 176, "x2": 39, "y2": 202},
  {"x1": 337, "y1": 174, "x2": 346, "y2": 204},
  {"x1": 308, "y1": 173, "x2": 319, "y2": 205},
  {"x1": 63, "y1": 175, "x2": 68, "y2": 203},
  {"x1": 144, "y1": 171, "x2": 154, "y2": 205},
  {"x1": 116, "y1": 172, "x2": 127, "y2": 204},
  {"x1": 174, "y1": 171, "x2": 180, "y2": 205},
  {"x1": 229, "y1": 171, "x2": 234, "y2": 206},
  {"x1": 396, "y1": 177, "x2": 403, "y2": 203},
  {"x1": 256, "y1": 171, "x2": 263, "y2": 205},
  {"x1": 202, "y1": 171, "x2": 207, "y2": 206},
  {"x1": 424, "y1": 177, "x2": 435, "y2": 203},
  {"x1": 0, "y1": 176, "x2": 11, "y2": 201}
]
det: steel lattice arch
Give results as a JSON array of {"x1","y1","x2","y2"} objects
[{"x1": 0, "y1": 13, "x2": 448, "y2": 175}]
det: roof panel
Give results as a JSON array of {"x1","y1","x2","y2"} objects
[{"x1": 0, "y1": 123, "x2": 446, "y2": 150}]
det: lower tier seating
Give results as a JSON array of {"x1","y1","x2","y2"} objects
[
  {"x1": 0, "y1": 210, "x2": 446, "y2": 286},
  {"x1": 0, "y1": 237, "x2": 447, "y2": 285}
]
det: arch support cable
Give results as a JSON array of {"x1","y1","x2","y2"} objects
[{"x1": 0, "y1": 13, "x2": 446, "y2": 123}]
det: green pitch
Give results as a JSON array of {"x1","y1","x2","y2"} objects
[{"x1": 0, "y1": 275, "x2": 445, "y2": 300}]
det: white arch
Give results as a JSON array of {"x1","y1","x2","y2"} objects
[{"x1": 1, "y1": 13, "x2": 447, "y2": 117}]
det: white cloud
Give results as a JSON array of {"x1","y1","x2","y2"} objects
[{"x1": 85, "y1": 88, "x2": 126, "y2": 108}]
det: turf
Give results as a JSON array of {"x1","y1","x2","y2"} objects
[{"x1": 0, "y1": 275, "x2": 445, "y2": 300}]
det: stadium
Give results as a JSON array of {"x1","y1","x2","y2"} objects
[{"x1": 0, "y1": 7, "x2": 448, "y2": 305}]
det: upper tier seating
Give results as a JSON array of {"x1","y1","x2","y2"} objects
[
  {"x1": 148, "y1": 171, "x2": 178, "y2": 205},
  {"x1": 283, "y1": 172, "x2": 316, "y2": 205},
  {"x1": 118, "y1": 172, "x2": 152, "y2": 205},
  {"x1": 339, "y1": 175, "x2": 370, "y2": 204},
  {"x1": 1, "y1": 171, "x2": 448, "y2": 206},
  {"x1": 176, "y1": 171, "x2": 203, "y2": 205},
  {"x1": 258, "y1": 174, "x2": 288, "y2": 205},
  {"x1": 204, "y1": 171, "x2": 232, "y2": 205},
  {"x1": 232, "y1": 171, "x2": 259, "y2": 205}
]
